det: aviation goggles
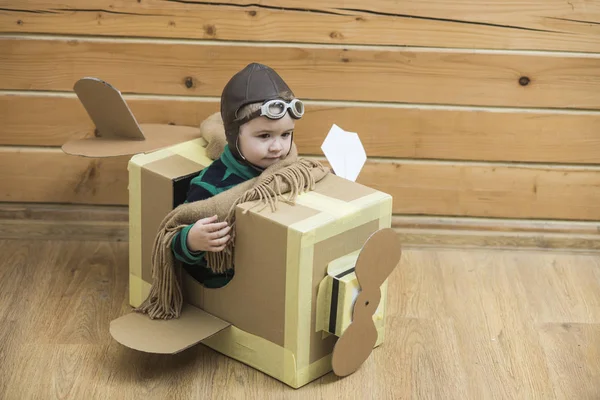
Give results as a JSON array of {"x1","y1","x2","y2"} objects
[{"x1": 235, "y1": 98, "x2": 305, "y2": 125}]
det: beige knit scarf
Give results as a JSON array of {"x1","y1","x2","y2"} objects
[{"x1": 134, "y1": 113, "x2": 330, "y2": 320}]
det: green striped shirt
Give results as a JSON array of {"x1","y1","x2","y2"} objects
[{"x1": 171, "y1": 145, "x2": 261, "y2": 287}]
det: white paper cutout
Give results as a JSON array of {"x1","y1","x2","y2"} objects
[{"x1": 321, "y1": 124, "x2": 367, "y2": 182}]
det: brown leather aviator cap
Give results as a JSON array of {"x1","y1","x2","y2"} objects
[{"x1": 220, "y1": 63, "x2": 294, "y2": 156}]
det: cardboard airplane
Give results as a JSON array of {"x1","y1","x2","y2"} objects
[{"x1": 62, "y1": 77, "x2": 403, "y2": 388}]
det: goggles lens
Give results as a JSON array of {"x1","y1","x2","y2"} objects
[{"x1": 262, "y1": 99, "x2": 304, "y2": 119}]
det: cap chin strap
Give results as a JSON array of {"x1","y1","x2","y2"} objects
[
  {"x1": 235, "y1": 137, "x2": 264, "y2": 172},
  {"x1": 234, "y1": 133, "x2": 294, "y2": 172}
]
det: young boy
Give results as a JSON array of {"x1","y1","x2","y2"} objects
[{"x1": 171, "y1": 63, "x2": 305, "y2": 288}]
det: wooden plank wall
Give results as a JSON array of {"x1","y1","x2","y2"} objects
[{"x1": 1, "y1": 1, "x2": 600, "y2": 237}]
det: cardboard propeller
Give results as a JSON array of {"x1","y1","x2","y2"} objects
[
  {"x1": 331, "y1": 227, "x2": 402, "y2": 377},
  {"x1": 62, "y1": 77, "x2": 201, "y2": 157}
]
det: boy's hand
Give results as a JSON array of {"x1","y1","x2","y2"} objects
[{"x1": 186, "y1": 215, "x2": 231, "y2": 253}]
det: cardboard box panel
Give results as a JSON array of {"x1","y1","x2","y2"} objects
[
  {"x1": 140, "y1": 156, "x2": 205, "y2": 282},
  {"x1": 185, "y1": 174, "x2": 392, "y2": 388},
  {"x1": 128, "y1": 138, "x2": 211, "y2": 306},
  {"x1": 183, "y1": 203, "x2": 307, "y2": 347},
  {"x1": 231, "y1": 176, "x2": 389, "y2": 387}
]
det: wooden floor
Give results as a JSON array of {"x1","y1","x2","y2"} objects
[{"x1": 1, "y1": 237, "x2": 600, "y2": 399}]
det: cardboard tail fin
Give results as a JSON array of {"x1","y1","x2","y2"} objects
[
  {"x1": 74, "y1": 77, "x2": 146, "y2": 141},
  {"x1": 62, "y1": 77, "x2": 201, "y2": 158}
]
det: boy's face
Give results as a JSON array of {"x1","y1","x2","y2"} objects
[{"x1": 238, "y1": 113, "x2": 295, "y2": 169}]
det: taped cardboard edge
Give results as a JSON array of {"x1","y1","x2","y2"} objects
[
  {"x1": 295, "y1": 191, "x2": 359, "y2": 218},
  {"x1": 327, "y1": 251, "x2": 360, "y2": 276},
  {"x1": 128, "y1": 159, "x2": 143, "y2": 283},
  {"x1": 296, "y1": 232, "x2": 315, "y2": 371},
  {"x1": 284, "y1": 192, "x2": 392, "y2": 383},
  {"x1": 315, "y1": 203, "x2": 385, "y2": 244},
  {"x1": 168, "y1": 139, "x2": 212, "y2": 165},
  {"x1": 201, "y1": 325, "x2": 299, "y2": 387},
  {"x1": 129, "y1": 137, "x2": 206, "y2": 168},
  {"x1": 202, "y1": 325, "x2": 341, "y2": 389},
  {"x1": 315, "y1": 276, "x2": 333, "y2": 334},
  {"x1": 284, "y1": 227, "x2": 303, "y2": 369},
  {"x1": 129, "y1": 274, "x2": 152, "y2": 309},
  {"x1": 379, "y1": 196, "x2": 393, "y2": 230},
  {"x1": 352, "y1": 191, "x2": 393, "y2": 211},
  {"x1": 295, "y1": 353, "x2": 334, "y2": 388}
]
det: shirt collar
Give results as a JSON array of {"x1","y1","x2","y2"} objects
[{"x1": 221, "y1": 145, "x2": 262, "y2": 180}]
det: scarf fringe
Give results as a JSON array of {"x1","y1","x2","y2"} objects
[{"x1": 134, "y1": 228, "x2": 184, "y2": 319}]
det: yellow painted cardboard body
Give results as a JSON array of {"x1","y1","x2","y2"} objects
[{"x1": 128, "y1": 139, "x2": 393, "y2": 388}]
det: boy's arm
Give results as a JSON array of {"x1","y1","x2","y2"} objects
[
  {"x1": 172, "y1": 225, "x2": 206, "y2": 264},
  {"x1": 171, "y1": 182, "x2": 214, "y2": 264}
]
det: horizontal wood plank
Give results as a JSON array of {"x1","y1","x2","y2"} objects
[
  {"x1": 0, "y1": 220, "x2": 128, "y2": 242},
  {"x1": 0, "y1": 202, "x2": 128, "y2": 222},
  {"x1": 394, "y1": 215, "x2": 600, "y2": 237},
  {"x1": 2, "y1": 202, "x2": 599, "y2": 251},
  {"x1": 2, "y1": 37, "x2": 600, "y2": 109},
  {"x1": 4, "y1": 93, "x2": 600, "y2": 164},
  {"x1": 2, "y1": 147, "x2": 600, "y2": 220},
  {"x1": 0, "y1": 94, "x2": 218, "y2": 148},
  {"x1": 394, "y1": 216, "x2": 600, "y2": 252},
  {"x1": 354, "y1": 160, "x2": 600, "y2": 220},
  {"x1": 0, "y1": 147, "x2": 129, "y2": 205},
  {"x1": 0, "y1": 202, "x2": 128, "y2": 241},
  {"x1": 0, "y1": 1, "x2": 599, "y2": 52}
]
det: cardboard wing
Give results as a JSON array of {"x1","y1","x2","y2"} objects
[{"x1": 110, "y1": 304, "x2": 231, "y2": 354}]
